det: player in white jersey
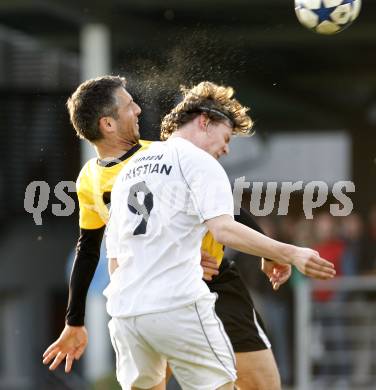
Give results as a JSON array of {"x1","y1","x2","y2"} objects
[
  {"x1": 106, "y1": 81, "x2": 336, "y2": 390},
  {"x1": 106, "y1": 138, "x2": 234, "y2": 318}
]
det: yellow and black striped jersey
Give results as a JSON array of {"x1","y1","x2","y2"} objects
[{"x1": 76, "y1": 140, "x2": 225, "y2": 265}]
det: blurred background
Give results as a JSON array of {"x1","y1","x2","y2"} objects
[{"x1": 0, "y1": 0, "x2": 375, "y2": 389}]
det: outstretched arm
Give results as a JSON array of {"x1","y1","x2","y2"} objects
[
  {"x1": 66, "y1": 227, "x2": 105, "y2": 325},
  {"x1": 235, "y1": 207, "x2": 265, "y2": 235},
  {"x1": 206, "y1": 214, "x2": 335, "y2": 279},
  {"x1": 43, "y1": 226, "x2": 105, "y2": 372},
  {"x1": 234, "y1": 208, "x2": 292, "y2": 289}
]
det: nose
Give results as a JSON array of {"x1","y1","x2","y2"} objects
[
  {"x1": 223, "y1": 144, "x2": 229, "y2": 155},
  {"x1": 134, "y1": 103, "x2": 141, "y2": 116}
]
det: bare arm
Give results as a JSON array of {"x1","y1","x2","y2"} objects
[
  {"x1": 233, "y1": 207, "x2": 292, "y2": 289},
  {"x1": 206, "y1": 215, "x2": 335, "y2": 279}
]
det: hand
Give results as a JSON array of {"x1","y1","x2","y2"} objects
[
  {"x1": 290, "y1": 247, "x2": 336, "y2": 279},
  {"x1": 42, "y1": 325, "x2": 88, "y2": 373},
  {"x1": 261, "y1": 258, "x2": 291, "y2": 290},
  {"x1": 201, "y1": 250, "x2": 219, "y2": 281}
]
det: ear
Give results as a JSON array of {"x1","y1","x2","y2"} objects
[
  {"x1": 198, "y1": 113, "x2": 209, "y2": 131},
  {"x1": 99, "y1": 116, "x2": 114, "y2": 134}
]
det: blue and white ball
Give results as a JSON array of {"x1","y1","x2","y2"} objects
[{"x1": 295, "y1": 0, "x2": 361, "y2": 35}]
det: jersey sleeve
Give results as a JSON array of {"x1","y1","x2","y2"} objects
[
  {"x1": 66, "y1": 226, "x2": 105, "y2": 326},
  {"x1": 177, "y1": 140, "x2": 234, "y2": 222},
  {"x1": 201, "y1": 232, "x2": 224, "y2": 266}
]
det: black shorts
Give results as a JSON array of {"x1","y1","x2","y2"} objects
[{"x1": 206, "y1": 258, "x2": 271, "y2": 353}]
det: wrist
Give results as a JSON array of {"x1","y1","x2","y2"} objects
[
  {"x1": 66, "y1": 317, "x2": 85, "y2": 327},
  {"x1": 279, "y1": 243, "x2": 297, "y2": 265},
  {"x1": 66, "y1": 323, "x2": 84, "y2": 328}
]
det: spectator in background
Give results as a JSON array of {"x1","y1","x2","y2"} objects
[
  {"x1": 311, "y1": 212, "x2": 348, "y2": 383},
  {"x1": 350, "y1": 206, "x2": 376, "y2": 386},
  {"x1": 340, "y1": 213, "x2": 365, "y2": 277},
  {"x1": 363, "y1": 205, "x2": 376, "y2": 275},
  {"x1": 312, "y1": 212, "x2": 345, "y2": 302},
  {"x1": 257, "y1": 216, "x2": 294, "y2": 386},
  {"x1": 226, "y1": 215, "x2": 295, "y2": 386},
  {"x1": 293, "y1": 217, "x2": 315, "y2": 248}
]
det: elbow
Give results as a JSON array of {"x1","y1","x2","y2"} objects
[
  {"x1": 206, "y1": 215, "x2": 235, "y2": 246},
  {"x1": 209, "y1": 223, "x2": 230, "y2": 246}
]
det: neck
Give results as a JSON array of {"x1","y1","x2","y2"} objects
[
  {"x1": 94, "y1": 138, "x2": 138, "y2": 160},
  {"x1": 171, "y1": 123, "x2": 198, "y2": 144}
]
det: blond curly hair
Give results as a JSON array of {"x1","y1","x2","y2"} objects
[{"x1": 161, "y1": 81, "x2": 253, "y2": 140}]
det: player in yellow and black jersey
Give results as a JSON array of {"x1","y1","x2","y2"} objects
[{"x1": 44, "y1": 76, "x2": 292, "y2": 390}]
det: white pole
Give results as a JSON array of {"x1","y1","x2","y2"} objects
[
  {"x1": 295, "y1": 279, "x2": 312, "y2": 390},
  {"x1": 79, "y1": 23, "x2": 111, "y2": 165},
  {"x1": 79, "y1": 23, "x2": 112, "y2": 383}
]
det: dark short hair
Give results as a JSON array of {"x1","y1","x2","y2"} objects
[{"x1": 67, "y1": 75, "x2": 127, "y2": 142}]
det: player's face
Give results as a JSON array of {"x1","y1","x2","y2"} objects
[
  {"x1": 204, "y1": 120, "x2": 233, "y2": 159},
  {"x1": 113, "y1": 87, "x2": 141, "y2": 143}
]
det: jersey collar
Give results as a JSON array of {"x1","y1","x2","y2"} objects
[{"x1": 97, "y1": 143, "x2": 142, "y2": 167}]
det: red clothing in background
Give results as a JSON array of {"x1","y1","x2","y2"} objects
[{"x1": 313, "y1": 239, "x2": 345, "y2": 301}]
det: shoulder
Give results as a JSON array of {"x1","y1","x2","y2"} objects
[
  {"x1": 172, "y1": 138, "x2": 224, "y2": 173},
  {"x1": 76, "y1": 158, "x2": 97, "y2": 191},
  {"x1": 134, "y1": 140, "x2": 167, "y2": 159},
  {"x1": 139, "y1": 139, "x2": 153, "y2": 148},
  {"x1": 176, "y1": 138, "x2": 214, "y2": 159}
]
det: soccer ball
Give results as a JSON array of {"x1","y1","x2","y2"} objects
[{"x1": 295, "y1": 0, "x2": 361, "y2": 35}]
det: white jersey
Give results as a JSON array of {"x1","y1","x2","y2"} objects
[{"x1": 104, "y1": 137, "x2": 234, "y2": 318}]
